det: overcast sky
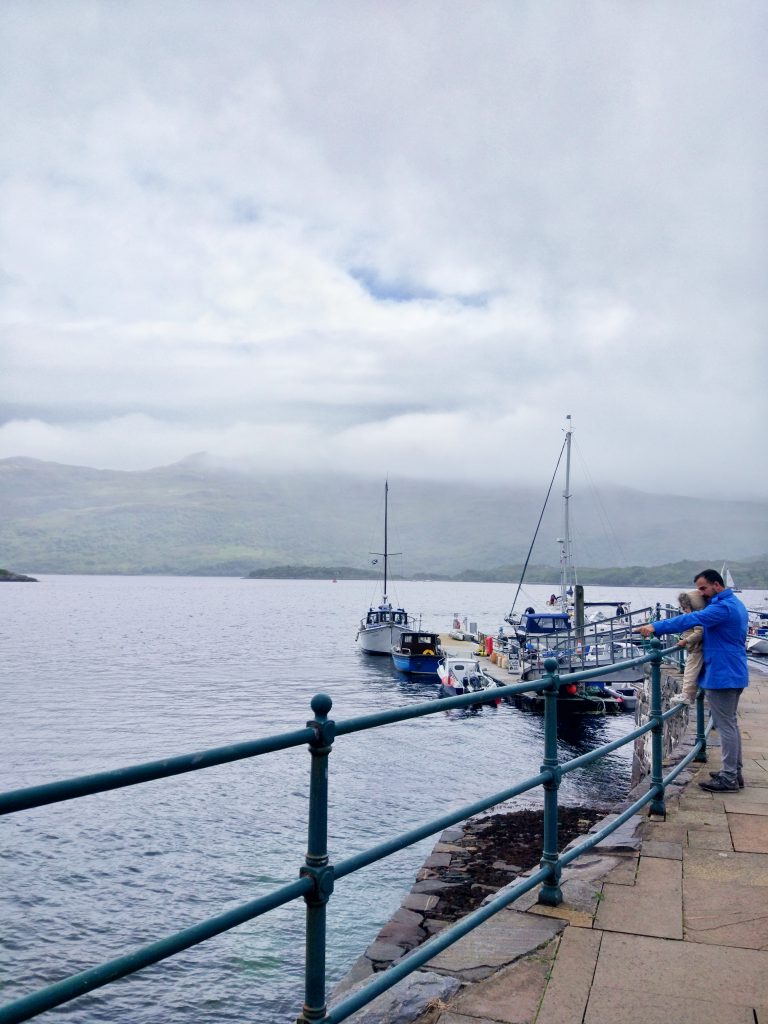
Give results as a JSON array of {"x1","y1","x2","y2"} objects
[{"x1": 1, "y1": 1, "x2": 766, "y2": 498}]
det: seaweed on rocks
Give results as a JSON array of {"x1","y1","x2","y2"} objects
[{"x1": 426, "y1": 806, "x2": 603, "y2": 924}]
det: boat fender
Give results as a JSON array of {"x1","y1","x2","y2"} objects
[{"x1": 423, "y1": 649, "x2": 434, "y2": 656}]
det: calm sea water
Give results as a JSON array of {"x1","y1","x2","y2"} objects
[{"x1": 3, "y1": 576, "x2": 764, "y2": 1022}]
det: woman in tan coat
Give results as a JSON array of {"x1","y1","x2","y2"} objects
[{"x1": 671, "y1": 590, "x2": 707, "y2": 705}]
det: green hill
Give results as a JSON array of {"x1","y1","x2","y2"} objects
[{"x1": 1, "y1": 455, "x2": 766, "y2": 582}]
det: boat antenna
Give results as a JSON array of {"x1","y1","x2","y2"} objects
[{"x1": 506, "y1": 435, "x2": 567, "y2": 623}]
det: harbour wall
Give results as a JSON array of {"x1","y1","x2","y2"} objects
[{"x1": 332, "y1": 662, "x2": 694, "y2": 1016}]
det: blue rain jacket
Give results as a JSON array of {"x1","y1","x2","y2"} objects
[{"x1": 652, "y1": 588, "x2": 748, "y2": 690}]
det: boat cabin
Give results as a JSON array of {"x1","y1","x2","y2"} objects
[
  {"x1": 519, "y1": 612, "x2": 571, "y2": 635},
  {"x1": 395, "y1": 632, "x2": 441, "y2": 655},
  {"x1": 365, "y1": 604, "x2": 409, "y2": 626}
]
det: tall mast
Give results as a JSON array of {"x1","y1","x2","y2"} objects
[
  {"x1": 560, "y1": 415, "x2": 573, "y2": 605},
  {"x1": 383, "y1": 480, "x2": 389, "y2": 601}
]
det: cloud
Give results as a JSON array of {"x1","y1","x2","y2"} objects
[{"x1": 1, "y1": 1, "x2": 766, "y2": 497}]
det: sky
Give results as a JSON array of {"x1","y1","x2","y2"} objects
[{"x1": 1, "y1": 1, "x2": 766, "y2": 498}]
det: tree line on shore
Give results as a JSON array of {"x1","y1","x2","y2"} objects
[{"x1": 247, "y1": 556, "x2": 768, "y2": 588}]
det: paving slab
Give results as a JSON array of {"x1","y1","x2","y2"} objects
[
  {"x1": 594, "y1": 855, "x2": 682, "y2": 939},
  {"x1": 724, "y1": 797, "x2": 768, "y2": 816},
  {"x1": 424, "y1": 909, "x2": 565, "y2": 982},
  {"x1": 527, "y1": 878, "x2": 601, "y2": 928},
  {"x1": 641, "y1": 839, "x2": 683, "y2": 859},
  {"x1": 448, "y1": 940, "x2": 556, "y2": 1024},
  {"x1": 679, "y1": 794, "x2": 719, "y2": 812},
  {"x1": 684, "y1": 875, "x2": 768, "y2": 949},
  {"x1": 639, "y1": 820, "x2": 687, "y2": 843},
  {"x1": 686, "y1": 828, "x2": 734, "y2": 851},
  {"x1": 728, "y1": 812, "x2": 768, "y2": 853},
  {"x1": 668, "y1": 808, "x2": 730, "y2": 826},
  {"x1": 534, "y1": 928, "x2": 601, "y2": 1024},
  {"x1": 584, "y1": 986, "x2": 755, "y2": 1023},
  {"x1": 683, "y1": 847, "x2": 768, "y2": 886},
  {"x1": 591, "y1": 931, "x2": 768, "y2": 1006},
  {"x1": 601, "y1": 856, "x2": 637, "y2": 885},
  {"x1": 731, "y1": 785, "x2": 768, "y2": 803}
]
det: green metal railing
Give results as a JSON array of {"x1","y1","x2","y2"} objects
[{"x1": 0, "y1": 638, "x2": 708, "y2": 1024}]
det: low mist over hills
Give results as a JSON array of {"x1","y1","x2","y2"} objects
[{"x1": 1, "y1": 455, "x2": 765, "y2": 580}]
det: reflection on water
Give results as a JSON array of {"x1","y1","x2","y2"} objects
[{"x1": 1, "y1": 576, "x2": 711, "y2": 1023}]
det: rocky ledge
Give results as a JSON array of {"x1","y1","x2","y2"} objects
[
  {"x1": 332, "y1": 804, "x2": 646, "y2": 1024},
  {"x1": 335, "y1": 806, "x2": 603, "y2": 989}
]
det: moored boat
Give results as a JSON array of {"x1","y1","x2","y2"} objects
[
  {"x1": 436, "y1": 655, "x2": 504, "y2": 698},
  {"x1": 501, "y1": 416, "x2": 649, "y2": 712},
  {"x1": 747, "y1": 610, "x2": 768, "y2": 654},
  {"x1": 512, "y1": 682, "x2": 624, "y2": 715},
  {"x1": 356, "y1": 481, "x2": 413, "y2": 655},
  {"x1": 391, "y1": 632, "x2": 443, "y2": 676}
]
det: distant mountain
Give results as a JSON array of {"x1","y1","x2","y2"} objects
[{"x1": 1, "y1": 455, "x2": 766, "y2": 579}]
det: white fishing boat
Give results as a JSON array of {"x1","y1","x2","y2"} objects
[{"x1": 356, "y1": 481, "x2": 413, "y2": 655}]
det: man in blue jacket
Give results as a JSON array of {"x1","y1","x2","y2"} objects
[{"x1": 637, "y1": 568, "x2": 748, "y2": 792}]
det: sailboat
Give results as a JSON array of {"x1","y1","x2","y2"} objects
[
  {"x1": 722, "y1": 563, "x2": 741, "y2": 592},
  {"x1": 505, "y1": 414, "x2": 578, "y2": 634},
  {"x1": 356, "y1": 482, "x2": 413, "y2": 655},
  {"x1": 503, "y1": 417, "x2": 646, "y2": 709}
]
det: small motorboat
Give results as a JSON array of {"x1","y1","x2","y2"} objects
[
  {"x1": 514, "y1": 680, "x2": 624, "y2": 715},
  {"x1": 747, "y1": 611, "x2": 768, "y2": 655},
  {"x1": 436, "y1": 656, "x2": 504, "y2": 698},
  {"x1": 391, "y1": 632, "x2": 444, "y2": 676},
  {"x1": 747, "y1": 636, "x2": 768, "y2": 655}
]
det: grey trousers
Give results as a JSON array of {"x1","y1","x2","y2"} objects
[{"x1": 706, "y1": 688, "x2": 743, "y2": 784}]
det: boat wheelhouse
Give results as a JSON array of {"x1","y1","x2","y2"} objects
[
  {"x1": 517, "y1": 612, "x2": 571, "y2": 638},
  {"x1": 391, "y1": 632, "x2": 443, "y2": 676}
]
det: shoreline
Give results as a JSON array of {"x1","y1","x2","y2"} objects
[{"x1": 332, "y1": 803, "x2": 610, "y2": 997}]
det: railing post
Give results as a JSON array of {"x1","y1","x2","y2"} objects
[
  {"x1": 297, "y1": 694, "x2": 336, "y2": 1024},
  {"x1": 649, "y1": 639, "x2": 666, "y2": 817},
  {"x1": 538, "y1": 657, "x2": 563, "y2": 907},
  {"x1": 694, "y1": 689, "x2": 708, "y2": 762}
]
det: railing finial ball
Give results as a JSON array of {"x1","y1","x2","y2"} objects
[
  {"x1": 311, "y1": 693, "x2": 333, "y2": 717},
  {"x1": 543, "y1": 657, "x2": 558, "y2": 673}
]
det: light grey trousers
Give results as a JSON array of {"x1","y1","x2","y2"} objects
[{"x1": 706, "y1": 688, "x2": 744, "y2": 784}]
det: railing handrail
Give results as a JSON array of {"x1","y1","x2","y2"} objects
[
  {"x1": 1, "y1": 636, "x2": 703, "y2": 1024},
  {"x1": 0, "y1": 644, "x2": 681, "y2": 818}
]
